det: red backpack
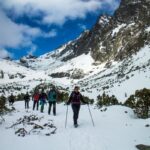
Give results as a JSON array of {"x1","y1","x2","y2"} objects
[{"x1": 33, "y1": 93, "x2": 40, "y2": 101}]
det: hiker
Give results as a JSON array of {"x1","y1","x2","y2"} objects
[
  {"x1": 66, "y1": 86, "x2": 88, "y2": 127},
  {"x1": 39, "y1": 89, "x2": 48, "y2": 113},
  {"x1": 32, "y1": 91, "x2": 40, "y2": 110},
  {"x1": 24, "y1": 92, "x2": 30, "y2": 109},
  {"x1": 47, "y1": 86, "x2": 57, "y2": 116},
  {"x1": 9, "y1": 93, "x2": 15, "y2": 106}
]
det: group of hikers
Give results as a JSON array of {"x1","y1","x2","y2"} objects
[
  {"x1": 9, "y1": 86, "x2": 89, "y2": 127},
  {"x1": 23, "y1": 86, "x2": 57, "y2": 115}
]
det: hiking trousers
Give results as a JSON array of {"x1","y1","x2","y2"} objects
[
  {"x1": 33, "y1": 101, "x2": 39, "y2": 110},
  {"x1": 71, "y1": 104, "x2": 80, "y2": 125},
  {"x1": 48, "y1": 101, "x2": 56, "y2": 115},
  {"x1": 25, "y1": 100, "x2": 29, "y2": 109}
]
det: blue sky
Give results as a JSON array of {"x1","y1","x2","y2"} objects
[{"x1": 0, "y1": 0, "x2": 120, "y2": 59}]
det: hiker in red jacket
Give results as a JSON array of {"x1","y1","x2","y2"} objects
[
  {"x1": 32, "y1": 91, "x2": 40, "y2": 111},
  {"x1": 67, "y1": 86, "x2": 88, "y2": 127}
]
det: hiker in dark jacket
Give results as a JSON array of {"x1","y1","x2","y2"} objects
[
  {"x1": 39, "y1": 89, "x2": 48, "y2": 113},
  {"x1": 9, "y1": 93, "x2": 15, "y2": 106},
  {"x1": 24, "y1": 92, "x2": 30, "y2": 109},
  {"x1": 32, "y1": 91, "x2": 40, "y2": 111},
  {"x1": 47, "y1": 87, "x2": 57, "y2": 115},
  {"x1": 67, "y1": 86, "x2": 88, "y2": 127}
]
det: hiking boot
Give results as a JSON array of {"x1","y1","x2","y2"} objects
[{"x1": 74, "y1": 124, "x2": 78, "y2": 128}]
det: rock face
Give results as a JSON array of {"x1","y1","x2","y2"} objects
[
  {"x1": 20, "y1": 0, "x2": 150, "y2": 67},
  {"x1": 136, "y1": 144, "x2": 150, "y2": 150},
  {"x1": 77, "y1": 0, "x2": 150, "y2": 63},
  {"x1": 49, "y1": 0, "x2": 150, "y2": 63},
  {"x1": 114, "y1": 0, "x2": 150, "y2": 23}
]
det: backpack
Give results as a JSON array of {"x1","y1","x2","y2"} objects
[
  {"x1": 33, "y1": 93, "x2": 39, "y2": 101},
  {"x1": 71, "y1": 92, "x2": 81, "y2": 104},
  {"x1": 48, "y1": 90, "x2": 57, "y2": 101}
]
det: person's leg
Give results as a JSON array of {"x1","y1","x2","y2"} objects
[
  {"x1": 25, "y1": 101, "x2": 27, "y2": 109},
  {"x1": 41, "y1": 104, "x2": 44, "y2": 112},
  {"x1": 53, "y1": 102, "x2": 56, "y2": 115},
  {"x1": 76, "y1": 105, "x2": 80, "y2": 123},
  {"x1": 40, "y1": 101, "x2": 44, "y2": 112},
  {"x1": 72, "y1": 104, "x2": 78, "y2": 125},
  {"x1": 33, "y1": 101, "x2": 36, "y2": 110},
  {"x1": 36, "y1": 101, "x2": 39, "y2": 110},
  {"x1": 27, "y1": 101, "x2": 29, "y2": 109},
  {"x1": 9, "y1": 101, "x2": 12, "y2": 106},
  {"x1": 48, "y1": 102, "x2": 52, "y2": 115}
]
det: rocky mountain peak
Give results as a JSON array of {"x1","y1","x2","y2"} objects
[
  {"x1": 98, "y1": 15, "x2": 111, "y2": 27},
  {"x1": 20, "y1": 0, "x2": 150, "y2": 66},
  {"x1": 56, "y1": 0, "x2": 150, "y2": 63},
  {"x1": 114, "y1": 0, "x2": 150, "y2": 23}
]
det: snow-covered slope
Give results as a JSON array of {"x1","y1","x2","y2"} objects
[
  {"x1": 17, "y1": 44, "x2": 150, "y2": 102},
  {"x1": 78, "y1": 45, "x2": 150, "y2": 101},
  {"x1": 20, "y1": 43, "x2": 74, "y2": 71},
  {"x1": 0, "y1": 101, "x2": 150, "y2": 150},
  {"x1": 1, "y1": 44, "x2": 149, "y2": 101},
  {"x1": 0, "y1": 59, "x2": 39, "y2": 83},
  {"x1": 0, "y1": 59, "x2": 53, "y2": 96}
]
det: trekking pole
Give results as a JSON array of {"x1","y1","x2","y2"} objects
[
  {"x1": 65, "y1": 105, "x2": 69, "y2": 128},
  {"x1": 87, "y1": 104, "x2": 95, "y2": 126}
]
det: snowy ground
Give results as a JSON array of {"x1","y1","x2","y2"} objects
[{"x1": 0, "y1": 101, "x2": 150, "y2": 150}]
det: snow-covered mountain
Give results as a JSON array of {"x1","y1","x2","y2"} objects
[
  {"x1": 0, "y1": 59, "x2": 53, "y2": 96},
  {"x1": 0, "y1": 0, "x2": 150, "y2": 102}
]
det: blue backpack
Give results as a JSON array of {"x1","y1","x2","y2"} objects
[{"x1": 48, "y1": 90, "x2": 57, "y2": 102}]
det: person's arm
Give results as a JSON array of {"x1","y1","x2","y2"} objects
[
  {"x1": 28, "y1": 94, "x2": 30, "y2": 100},
  {"x1": 80, "y1": 94, "x2": 88, "y2": 104},
  {"x1": 45, "y1": 93, "x2": 48, "y2": 100},
  {"x1": 66, "y1": 92, "x2": 73, "y2": 105}
]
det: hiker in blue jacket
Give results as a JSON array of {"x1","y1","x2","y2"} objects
[
  {"x1": 39, "y1": 89, "x2": 48, "y2": 113},
  {"x1": 48, "y1": 86, "x2": 57, "y2": 116}
]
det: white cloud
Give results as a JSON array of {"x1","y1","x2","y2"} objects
[
  {"x1": 0, "y1": 9, "x2": 38, "y2": 48},
  {"x1": 0, "y1": 0, "x2": 120, "y2": 55},
  {"x1": 78, "y1": 24, "x2": 87, "y2": 30},
  {"x1": 27, "y1": 45, "x2": 37, "y2": 55},
  {"x1": 0, "y1": 49, "x2": 12, "y2": 58},
  {"x1": 1, "y1": 0, "x2": 120, "y2": 25},
  {"x1": 43, "y1": 29, "x2": 57, "y2": 38},
  {"x1": 0, "y1": 9, "x2": 57, "y2": 49}
]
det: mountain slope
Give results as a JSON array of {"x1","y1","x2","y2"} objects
[
  {"x1": 78, "y1": 45, "x2": 150, "y2": 101},
  {"x1": 0, "y1": 59, "x2": 51, "y2": 96}
]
